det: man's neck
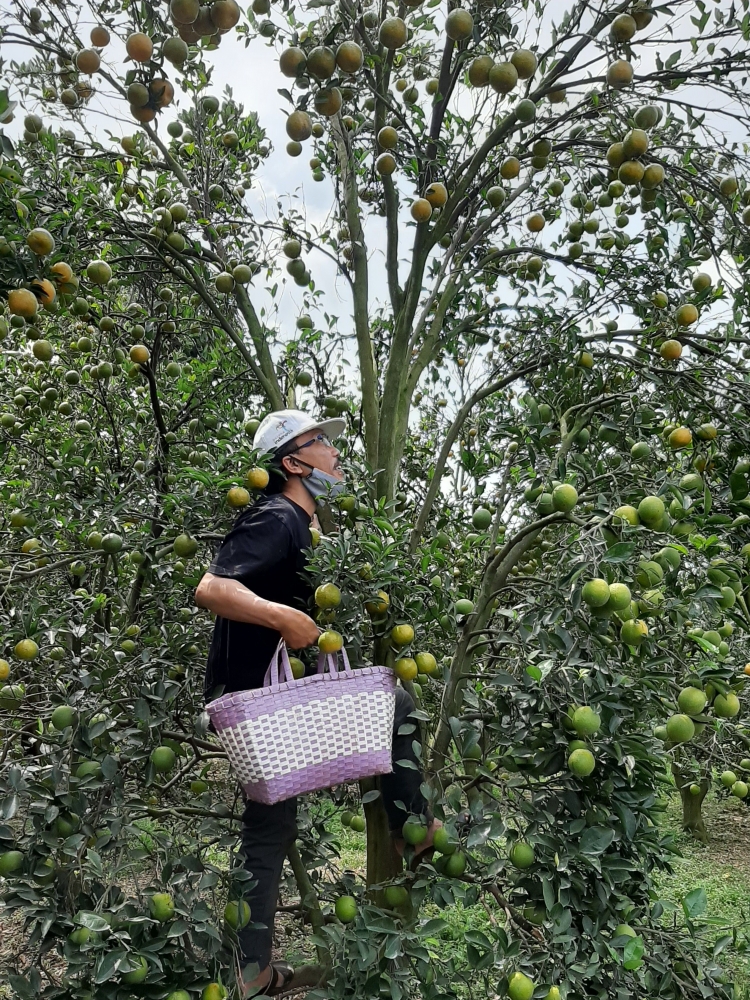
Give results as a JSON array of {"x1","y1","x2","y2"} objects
[{"x1": 281, "y1": 476, "x2": 316, "y2": 517}]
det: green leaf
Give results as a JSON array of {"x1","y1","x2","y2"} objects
[
  {"x1": 602, "y1": 542, "x2": 635, "y2": 563},
  {"x1": 682, "y1": 887, "x2": 707, "y2": 918},
  {"x1": 94, "y1": 949, "x2": 127, "y2": 983},
  {"x1": 420, "y1": 917, "x2": 448, "y2": 936},
  {"x1": 75, "y1": 911, "x2": 111, "y2": 933},
  {"x1": 579, "y1": 827, "x2": 614, "y2": 855}
]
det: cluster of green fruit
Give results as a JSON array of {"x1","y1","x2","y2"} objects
[
  {"x1": 580, "y1": 576, "x2": 647, "y2": 646},
  {"x1": 658, "y1": 681, "x2": 742, "y2": 750},
  {"x1": 524, "y1": 482, "x2": 579, "y2": 515},
  {"x1": 340, "y1": 809, "x2": 366, "y2": 833},
  {"x1": 565, "y1": 706, "x2": 601, "y2": 777}
]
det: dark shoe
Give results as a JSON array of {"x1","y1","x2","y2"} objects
[{"x1": 243, "y1": 962, "x2": 295, "y2": 998}]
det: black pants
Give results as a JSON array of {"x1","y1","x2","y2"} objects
[{"x1": 236, "y1": 687, "x2": 429, "y2": 973}]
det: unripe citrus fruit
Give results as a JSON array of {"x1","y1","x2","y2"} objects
[
  {"x1": 721, "y1": 769, "x2": 738, "y2": 788},
  {"x1": 224, "y1": 899, "x2": 251, "y2": 928},
  {"x1": 637, "y1": 495, "x2": 664, "y2": 527},
  {"x1": 335, "y1": 895, "x2": 358, "y2": 922},
  {"x1": 732, "y1": 781, "x2": 748, "y2": 798},
  {"x1": 122, "y1": 956, "x2": 149, "y2": 984},
  {"x1": 14, "y1": 638, "x2": 39, "y2": 660},
  {"x1": 508, "y1": 972, "x2": 535, "y2": 1000},
  {"x1": 509, "y1": 842, "x2": 535, "y2": 869},
  {"x1": 349, "y1": 815, "x2": 365, "y2": 832},
  {"x1": 455, "y1": 599, "x2": 474, "y2": 615},
  {"x1": 130, "y1": 344, "x2": 149, "y2": 364},
  {"x1": 620, "y1": 618, "x2": 648, "y2": 646},
  {"x1": 445, "y1": 850, "x2": 467, "y2": 876},
  {"x1": 468, "y1": 55, "x2": 493, "y2": 87},
  {"x1": 445, "y1": 8, "x2": 473, "y2": 40},
  {"x1": 246, "y1": 467, "x2": 270, "y2": 489},
  {"x1": 402, "y1": 817, "x2": 428, "y2": 844},
  {"x1": 677, "y1": 687, "x2": 706, "y2": 716},
  {"x1": 395, "y1": 657, "x2": 418, "y2": 681},
  {"x1": 489, "y1": 62, "x2": 518, "y2": 94},
  {"x1": 384, "y1": 885, "x2": 409, "y2": 907},
  {"x1": 151, "y1": 745, "x2": 177, "y2": 772},
  {"x1": 315, "y1": 583, "x2": 342, "y2": 609},
  {"x1": 202, "y1": 984, "x2": 227, "y2": 1000},
  {"x1": 614, "y1": 923, "x2": 637, "y2": 938},
  {"x1": 675, "y1": 303, "x2": 699, "y2": 326},
  {"x1": 51, "y1": 705, "x2": 76, "y2": 730},
  {"x1": 582, "y1": 578, "x2": 610, "y2": 608},
  {"x1": 510, "y1": 48, "x2": 537, "y2": 79},
  {"x1": 289, "y1": 656, "x2": 305, "y2": 679},
  {"x1": 666, "y1": 714, "x2": 695, "y2": 744},
  {"x1": 0, "y1": 661, "x2": 9, "y2": 682},
  {"x1": 318, "y1": 630, "x2": 343, "y2": 654},
  {"x1": 552, "y1": 483, "x2": 578, "y2": 512},
  {"x1": 391, "y1": 623, "x2": 414, "y2": 646},
  {"x1": 714, "y1": 692, "x2": 740, "y2": 718},
  {"x1": 0, "y1": 850, "x2": 24, "y2": 876},
  {"x1": 173, "y1": 534, "x2": 198, "y2": 558},
  {"x1": 365, "y1": 590, "x2": 389, "y2": 616},
  {"x1": 607, "y1": 583, "x2": 631, "y2": 610},
  {"x1": 572, "y1": 706, "x2": 600, "y2": 737},
  {"x1": 415, "y1": 651, "x2": 438, "y2": 675},
  {"x1": 86, "y1": 259, "x2": 112, "y2": 284},
  {"x1": 568, "y1": 748, "x2": 596, "y2": 776},
  {"x1": 472, "y1": 507, "x2": 492, "y2": 530},
  {"x1": 433, "y1": 827, "x2": 458, "y2": 855},
  {"x1": 149, "y1": 892, "x2": 175, "y2": 922},
  {"x1": 613, "y1": 505, "x2": 639, "y2": 526},
  {"x1": 227, "y1": 486, "x2": 251, "y2": 507}
]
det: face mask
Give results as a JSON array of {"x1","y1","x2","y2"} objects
[{"x1": 296, "y1": 460, "x2": 346, "y2": 506}]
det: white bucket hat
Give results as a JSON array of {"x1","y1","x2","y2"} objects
[{"x1": 253, "y1": 408, "x2": 347, "y2": 455}]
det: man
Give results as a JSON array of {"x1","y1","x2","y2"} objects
[{"x1": 195, "y1": 410, "x2": 439, "y2": 998}]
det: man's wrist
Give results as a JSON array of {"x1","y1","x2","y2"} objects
[{"x1": 262, "y1": 600, "x2": 288, "y2": 631}]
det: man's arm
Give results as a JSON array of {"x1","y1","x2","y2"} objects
[{"x1": 195, "y1": 572, "x2": 320, "y2": 648}]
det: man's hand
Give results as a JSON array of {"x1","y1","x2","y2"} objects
[{"x1": 275, "y1": 606, "x2": 320, "y2": 649}]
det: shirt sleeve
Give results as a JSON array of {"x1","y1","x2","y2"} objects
[{"x1": 208, "y1": 506, "x2": 292, "y2": 585}]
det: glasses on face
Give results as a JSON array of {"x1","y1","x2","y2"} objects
[{"x1": 292, "y1": 432, "x2": 333, "y2": 452}]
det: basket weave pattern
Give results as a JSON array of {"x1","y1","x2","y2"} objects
[{"x1": 206, "y1": 643, "x2": 397, "y2": 805}]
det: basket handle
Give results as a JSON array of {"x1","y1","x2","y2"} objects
[
  {"x1": 316, "y1": 646, "x2": 355, "y2": 679},
  {"x1": 263, "y1": 639, "x2": 295, "y2": 690}
]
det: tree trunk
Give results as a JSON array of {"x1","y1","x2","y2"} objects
[
  {"x1": 672, "y1": 763, "x2": 709, "y2": 843},
  {"x1": 363, "y1": 632, "x2": 403, "y2": 895},
  {"x1": 362, "y1": 776, "x2": 403, "y2": 899}
]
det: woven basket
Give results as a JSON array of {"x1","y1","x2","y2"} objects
[{"x1": 205, "y1": 641, "x2": 397, "y2": 804}]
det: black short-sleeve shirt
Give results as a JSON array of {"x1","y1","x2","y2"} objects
[{"x1": 203, "y1": 494, "x2": 313, "y2": 700}]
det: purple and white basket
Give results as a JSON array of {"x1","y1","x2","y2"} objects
[{"x1": 205, "y1": 641, "x2": 397, "y2": 805}]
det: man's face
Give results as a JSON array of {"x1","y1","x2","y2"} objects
[{"x1": 285, "y1": 428, "x2": 344, "y2": 480}]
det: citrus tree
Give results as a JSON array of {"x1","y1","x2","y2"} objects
[{"x1": 3, "y1": 0, "x2": 750, "y2": 998}]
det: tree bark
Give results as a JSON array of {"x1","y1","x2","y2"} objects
[{"x1": 672, "y1": 763, "x2": 709, "y2": 843}]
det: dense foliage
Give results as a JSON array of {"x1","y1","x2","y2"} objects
[{"x1": 2, "y1": 0, "x2": 750, "y2": 998}]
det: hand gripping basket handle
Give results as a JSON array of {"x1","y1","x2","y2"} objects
[
  {"x1": 316, "y1": 646, "x2": 355, "y2": 679},
  {"x1": 263, "y1": 639, "x2": 296, "y2": 690}
]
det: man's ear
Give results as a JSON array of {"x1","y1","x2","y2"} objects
[{"x1": 281, "y1": 454, "x2": 303, "y2": 477}]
